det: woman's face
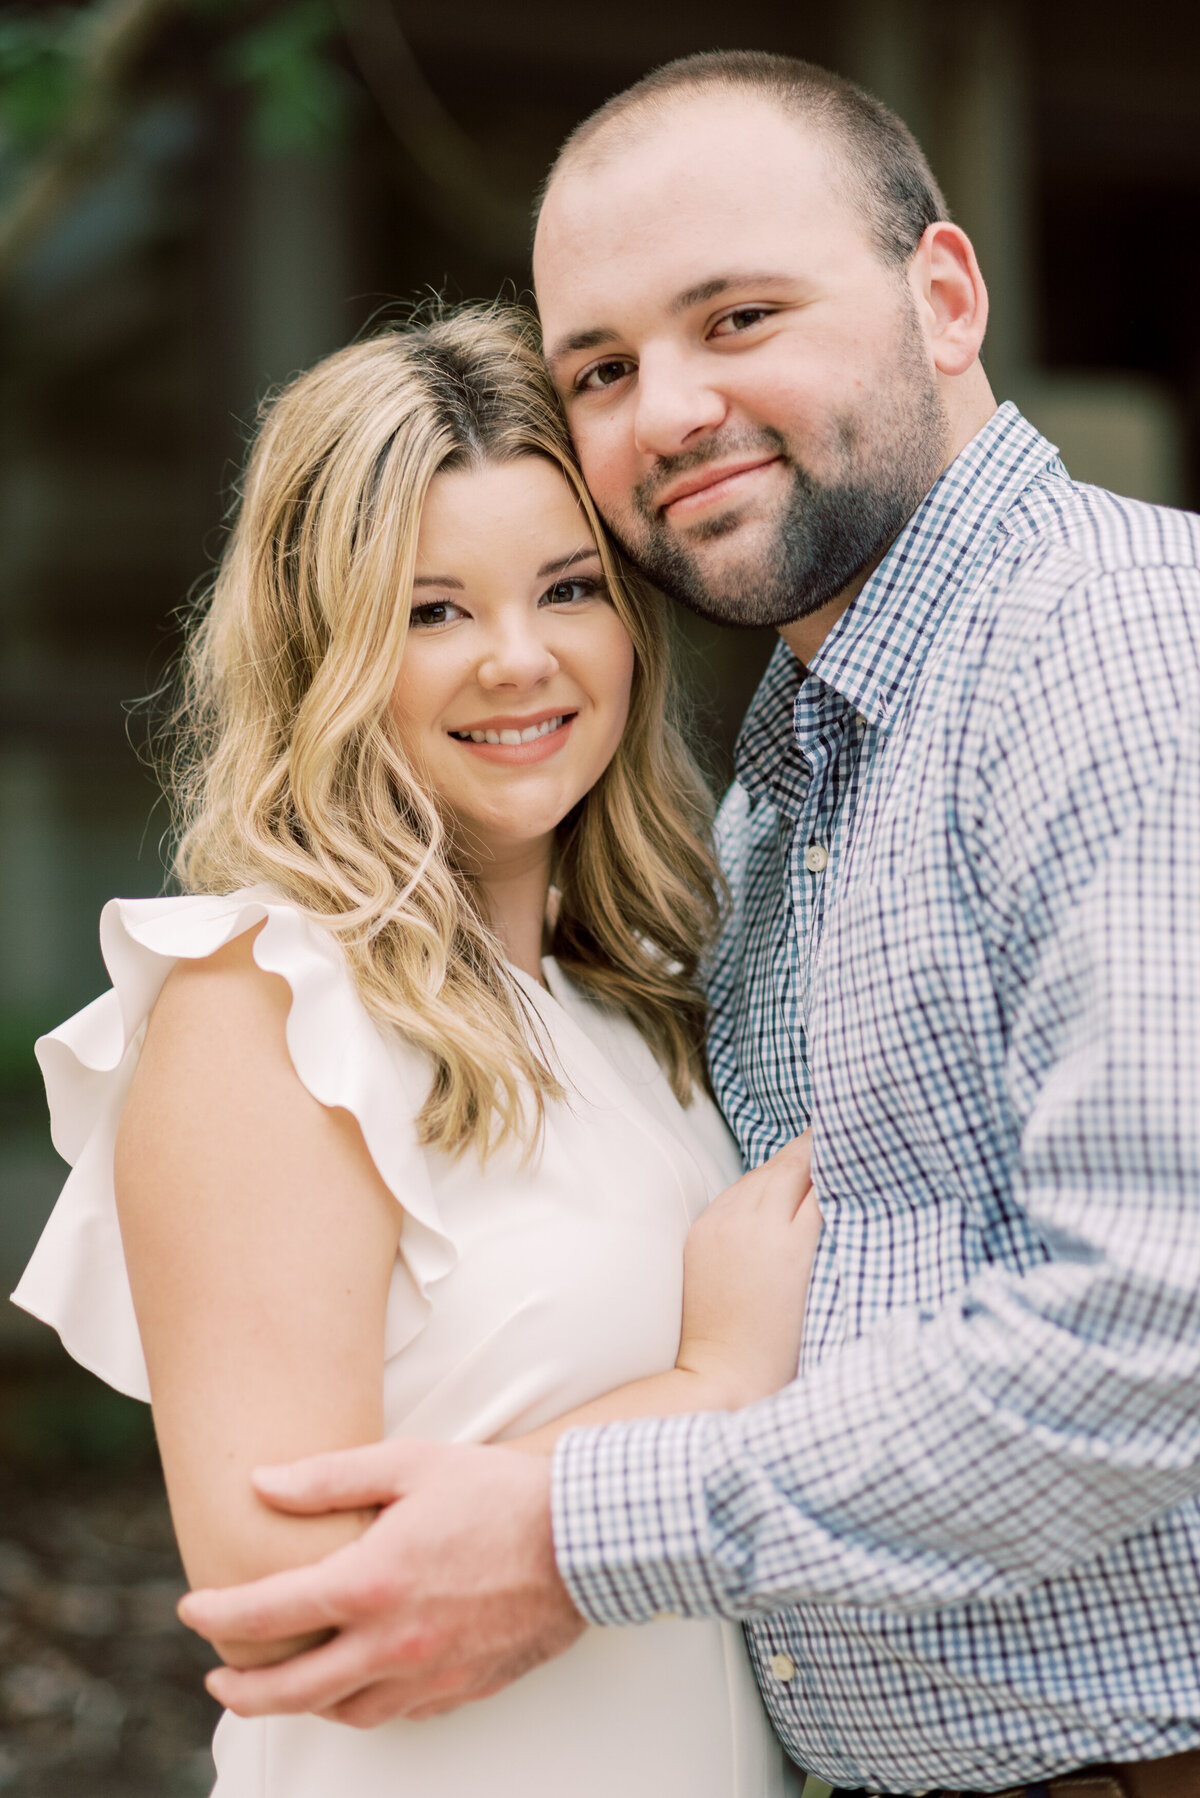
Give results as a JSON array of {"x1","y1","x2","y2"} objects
[{"x1": 391, "y1": 455, "x2": 636, "y2": 868}]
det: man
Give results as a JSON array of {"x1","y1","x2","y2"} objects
[{"x1": 180, "y1": 52, "x2": 1200, "y2": 1798}]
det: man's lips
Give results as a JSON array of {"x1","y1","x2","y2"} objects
[{"x1": 657, "y1": 456, "x2": 782, "y2": 519}]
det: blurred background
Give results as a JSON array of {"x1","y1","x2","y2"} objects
[{"x1": 0, "y1": 0, "x2": 1197, "y2": 1789}]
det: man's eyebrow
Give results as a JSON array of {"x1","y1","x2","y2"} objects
[
  {"x1": 537, "y1": 546, "x2": 601, "y2": 578},
  {"x1": 545, "y1": 327, "x2": 620, "y2": 368},
  {"x1": 670, "y1": 271, "x2": 794, "y2": 313},
  {"x1": 546, "y1": 273, "x2": 795, "y2": 367}
]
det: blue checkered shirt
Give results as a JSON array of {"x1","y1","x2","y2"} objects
[{"x1": 551, "y1": 405, "x2": 1200, "y2": 1792}]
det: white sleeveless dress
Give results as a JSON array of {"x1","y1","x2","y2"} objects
[{"x1": 11, "y1": 889, "x2": 794, "y2": 1798}]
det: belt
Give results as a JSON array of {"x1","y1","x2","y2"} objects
[{"x1": 827, "y1": 1746, "x2": 1200, "y2": 1798}]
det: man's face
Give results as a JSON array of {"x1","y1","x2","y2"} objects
[{"x1": 534, "y1": 94, "x2": 950, "y2": 629}]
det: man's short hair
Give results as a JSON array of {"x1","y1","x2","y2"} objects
[{"x1": 540, "y1": 49, "x2": 950, "y2": 270}]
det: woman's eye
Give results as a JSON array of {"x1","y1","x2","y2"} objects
[
  {"x1": 542, "y1": 576, "x2": 601, "y2": 606},
  {"x1": 576, "y1": 358, "x2": 634, "y2": 392},
  {"x1": 712, "y1": 307, "x2": 772, "y2": 337},
  {"x1": 409, "y1": 599, "x2": 464, "y2": 627}
]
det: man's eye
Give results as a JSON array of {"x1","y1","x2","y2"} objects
[
  {"x1": 712, "y1": 307, "x2": 772, "y2": 336},
  {"x1": 576, "y1": 358, "x2": 634, "y2": 392},
  {"x1": 409, "y1": 599, "x2": 463, "y2": 627}
]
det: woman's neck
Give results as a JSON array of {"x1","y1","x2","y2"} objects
[{"x1": 470, "y1": 840, "x2": 554, "y2": 985}]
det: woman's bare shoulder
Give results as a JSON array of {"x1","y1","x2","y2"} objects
[
  {"x1": 117, "y1": 919, "x2": 302, "y2": 1167},
  {"x1": 143, "y1": 918, "x2": 288, "y2": 1058}
]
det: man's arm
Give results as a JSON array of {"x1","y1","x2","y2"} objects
[
  {"x1": 182, "y1": 1440, "x2": 586, "y2": 1728},
  {"x1": 554, "y1": 556, "x2": 1200, "y2": 1626}
]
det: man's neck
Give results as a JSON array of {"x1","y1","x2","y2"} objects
[
  {"x1": 776, "y1": 570, "x2": 871, "y2": 670},
  {"x1": 777, "y1": 386, "x2": 999, "y2": 670}
]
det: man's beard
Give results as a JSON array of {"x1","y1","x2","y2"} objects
[{"x1": 607, "y1": 303, "x2": 950, "y2": 630}]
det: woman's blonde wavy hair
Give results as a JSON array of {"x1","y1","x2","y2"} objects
[{"x1": 169, "y1": 301, "x2": 721, "y2": 1160}]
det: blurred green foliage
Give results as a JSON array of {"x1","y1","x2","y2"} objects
[
  {"x1": 0, "y1": 0, "x2": 353, "y2": 178},
  {"x1": 0, "y1": 8, "x2": 81, "y2": 154},
  {"x1": 0, "y1": 1356, "x2": 157, "y2": 1464},
  {"x1": 220, "y1": 0, "x2": 353, "y2": 155},
  {"x1": 0, "y1": 1011, "x2": 53, "y2": 1097}
]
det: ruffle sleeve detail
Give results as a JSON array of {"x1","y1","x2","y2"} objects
[{"x1": 11, "y1": 889, "x2": 457, "y2": 1402}]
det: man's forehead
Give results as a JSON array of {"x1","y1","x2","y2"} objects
[
  {"x1": 547, "y1": 85, "x2": 828, "y2": 196},
  {"x1": 535, "y1": 108, "x2": 851, "y2": 351},
  {"x1": 537, "y1": 98, "x2": 840, "y2": 274}
]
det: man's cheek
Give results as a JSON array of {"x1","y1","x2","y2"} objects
[{"x1": 579, "y1": 447, "x2": 634, "y2": 530}]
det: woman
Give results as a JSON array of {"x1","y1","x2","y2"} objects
[{"x1": 14, "y1": 304, "x2": 819, "y2": 1796}]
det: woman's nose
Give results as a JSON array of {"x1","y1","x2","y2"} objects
[{"x1": 476, "y1": 619, "x2": 559, "y2": 689}]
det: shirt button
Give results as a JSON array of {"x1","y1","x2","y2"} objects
[
  {"x1": 768, "y1": 1651, "x2": 796, "y2": 1682},
  {"x1": 803, "y1": 843, "x2": 829, "y2": 874},
  {"x1": 855, "y1": 713, "x2": 867, "y2": 732}
]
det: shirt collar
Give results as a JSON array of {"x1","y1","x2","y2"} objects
[{"x1": 734, "y1": 403, "x2": 1066, "y2": 806}]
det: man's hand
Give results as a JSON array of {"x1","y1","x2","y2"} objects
[{"x1": 176, "y1": 1439, "x2": 587, "y2": 1727}]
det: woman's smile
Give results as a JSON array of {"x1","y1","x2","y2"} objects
[{"x1": 447, "y1": 708, "x2": 578, "y2": 760}]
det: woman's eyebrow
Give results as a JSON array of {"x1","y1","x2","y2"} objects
[
  {"x1": 537, "y1": 546, "x2": 601, "y2": 578},
  {"x1": 412, "y1": 574, "x2": 465, "y2": 588}
]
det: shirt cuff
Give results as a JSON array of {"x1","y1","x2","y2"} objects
[{"x1": 550, "y1": 1410, "x2": 737, "y2": 1626}]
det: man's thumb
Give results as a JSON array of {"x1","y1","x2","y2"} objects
[{"x1": 253, "y1": 1438, "x2": 435, "y2": 1513}]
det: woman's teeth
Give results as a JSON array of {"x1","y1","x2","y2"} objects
[{"x1": 452, "y1": 715, "x2": 565, "y2": 746}]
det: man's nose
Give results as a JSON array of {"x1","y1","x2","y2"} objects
[
  {"x1": 477, "y1": 618, "x2": 559, "y2": 689},
  {"x1": 632, "y1": 346, "x2": 726, "y2": 460}
]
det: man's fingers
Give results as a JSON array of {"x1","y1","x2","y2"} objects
[
  {"x1": 213, "y1": 1645, "x2": 490, "y2": 1725},
  {"x1": 205, "y1": 1630, "x2": 372, "y2": 1719},
  {"x1": 178, "y1": 1551, "x2": 350, "y2": 1644},
  {"x1": 252, "y1": 1437, "x2": 437, "y2": 1514},
  {"x1": 323, "y1": 1666, "x2": 515, "y2": 1727},
  {"x1": 319, "y1": 1678, "x2": 413, "y2": 1729},
  {"x1": 321, "y1": 1667, "x2": 478, "y2": 1729}
]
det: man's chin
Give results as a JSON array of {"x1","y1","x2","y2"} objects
[
  {"x1": 656, "y1": 573, "x2": 814, "y2": 631},
  {"x1": 618, "y1": 512, "x2": 829, "y2": 628}
]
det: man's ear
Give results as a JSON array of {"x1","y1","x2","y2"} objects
[{"x1": 908, "y1": 222, "x2": 989, "y2": 377}]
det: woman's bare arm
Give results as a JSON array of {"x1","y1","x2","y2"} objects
[
  {"x1": 511, "y1": 1134, "x2": 821, "y2": 1455},
  {"x1": 114, "y1": 925, "x2": 402, "y2": 1668}
]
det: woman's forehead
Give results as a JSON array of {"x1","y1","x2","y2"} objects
[{"x1": 415, "y1": 458, "x2": 595, "y2": 575}]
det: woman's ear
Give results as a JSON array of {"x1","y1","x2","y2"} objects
[{"x1": 907, "y1": 222, "x2": 989, "y2": 378}]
